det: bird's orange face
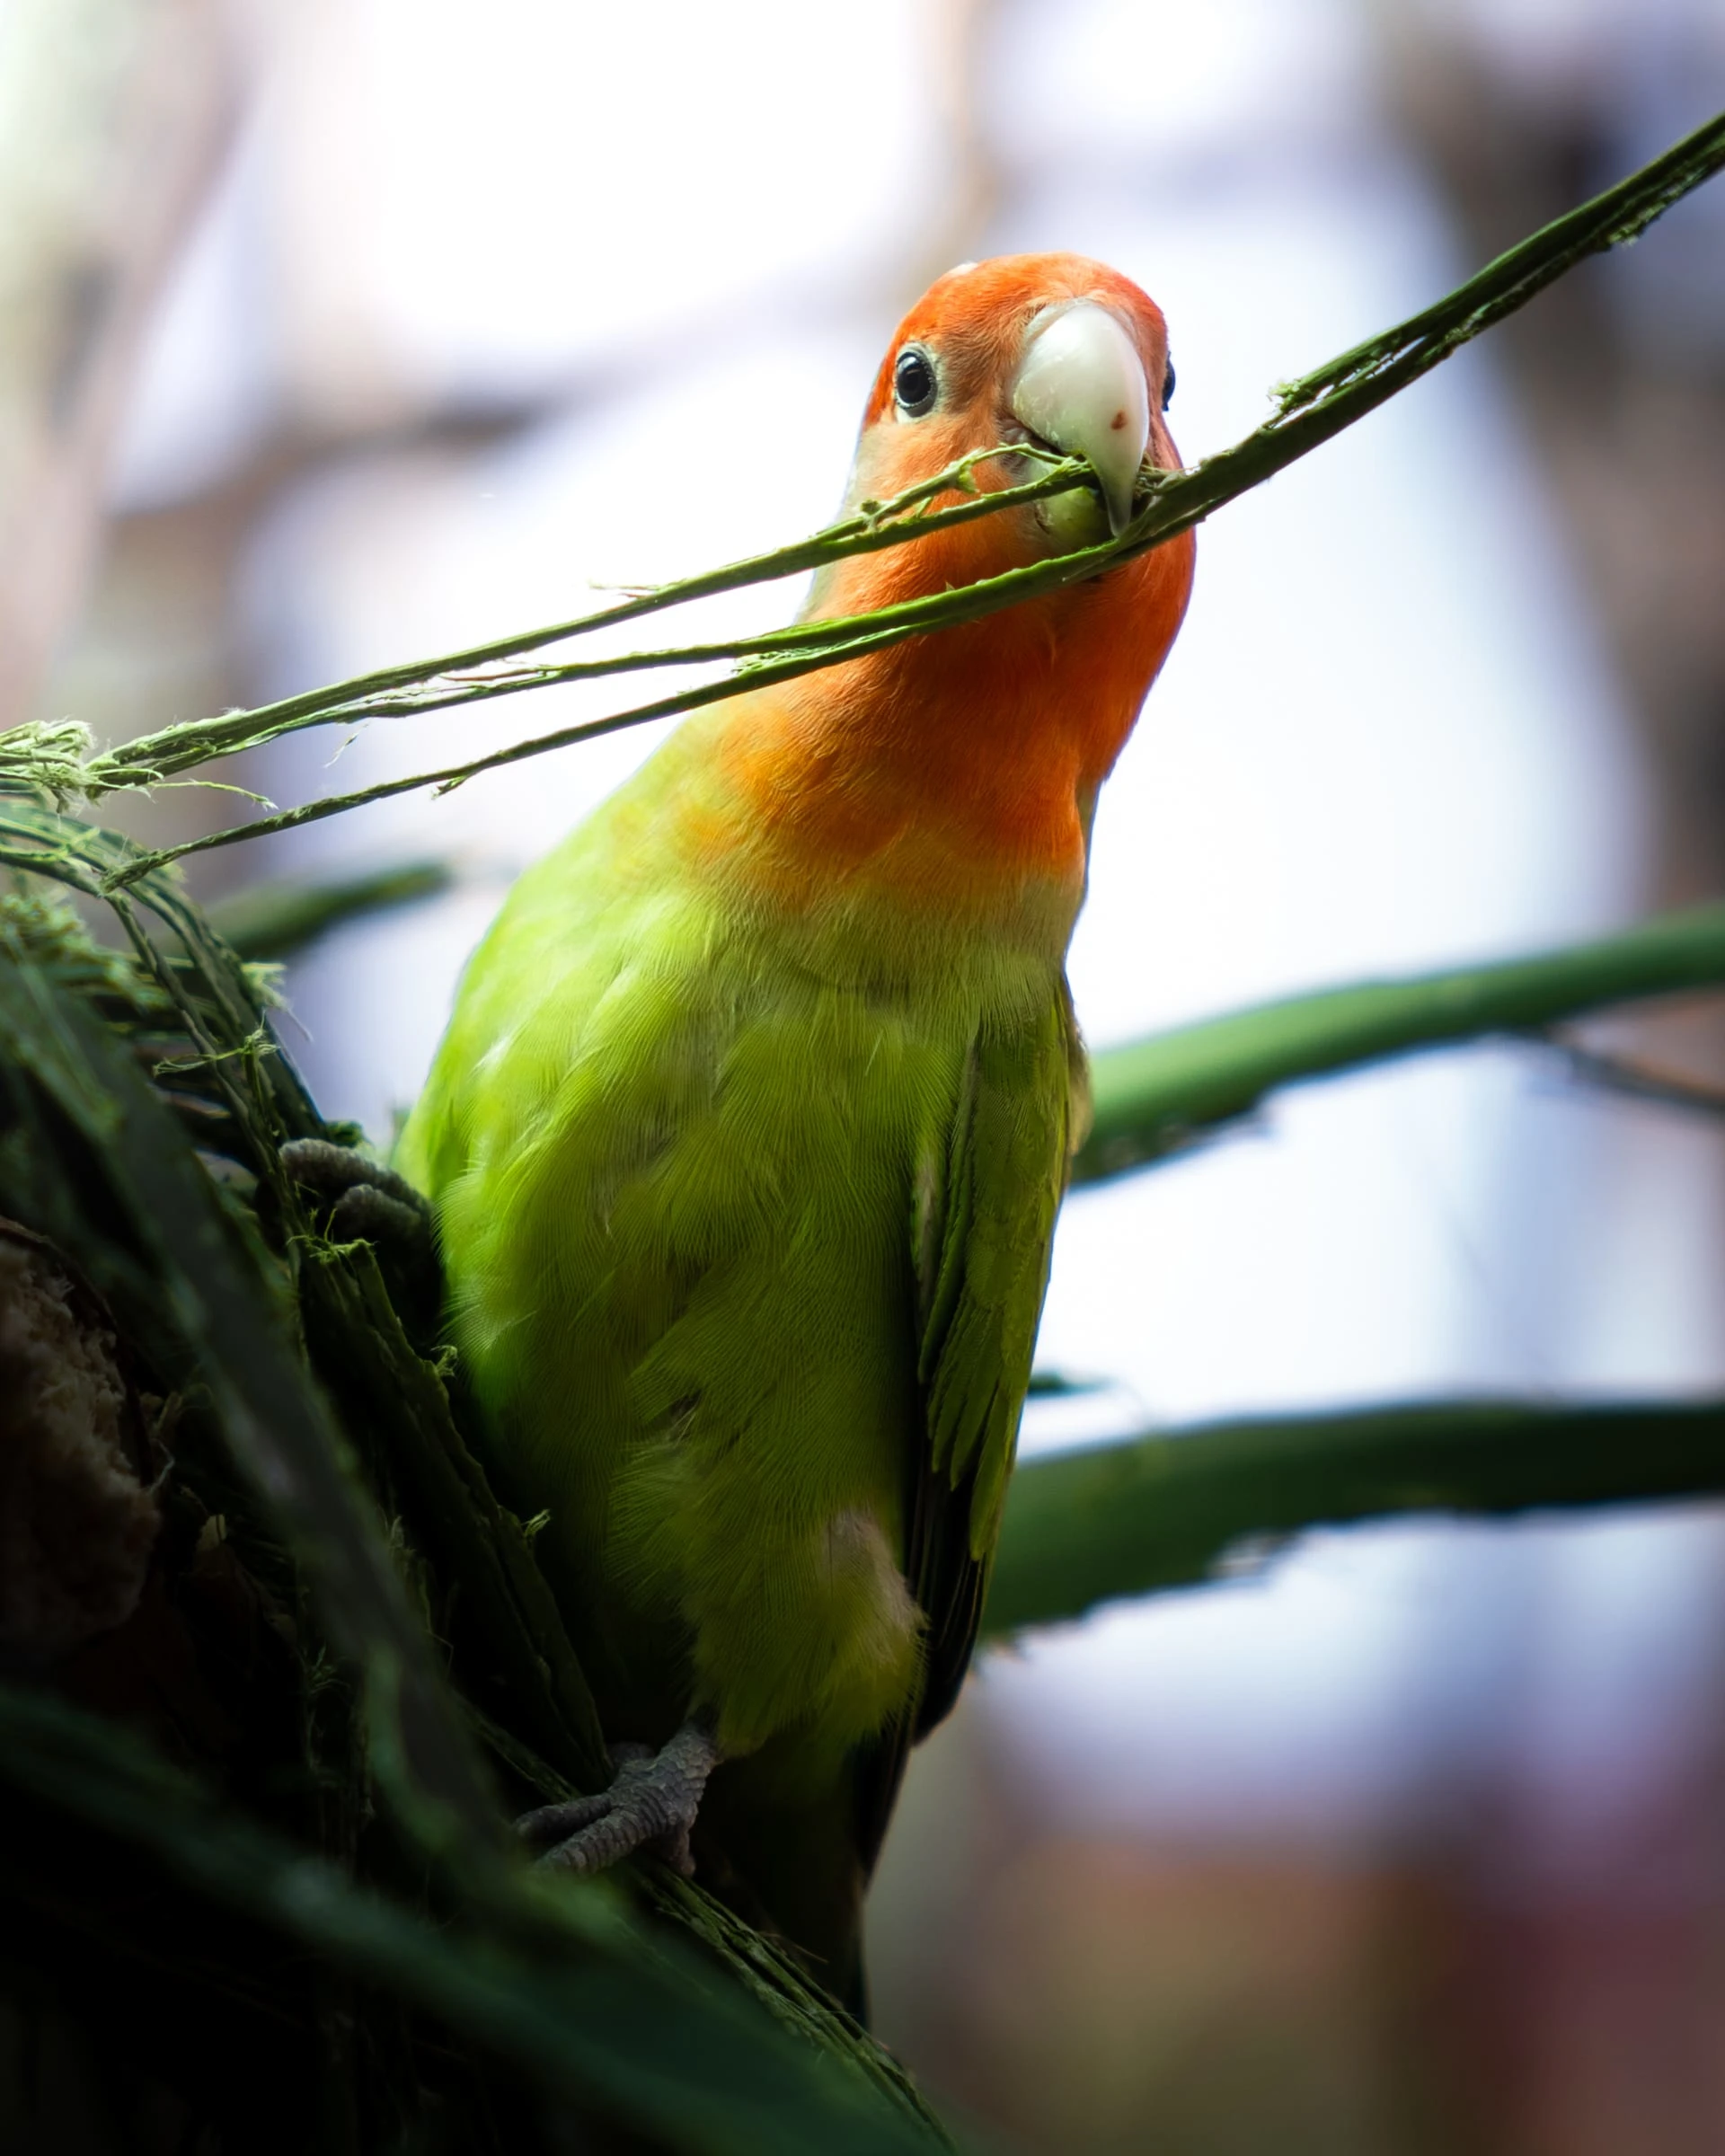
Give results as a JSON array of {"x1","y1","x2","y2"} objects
[
  {"x1": 801, "y1": 253, "x2": 1195, "y2": 785},
  {"x1": 719, "y1": 254, "x2": 1196, "y2": 932},
  {"x1": 848, "y1": 253, "x2": 1183, "y2": 560}
]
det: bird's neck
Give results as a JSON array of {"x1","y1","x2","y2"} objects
[{"x1": 693, "y1": 540, "x2": 1190, "y2": 966}]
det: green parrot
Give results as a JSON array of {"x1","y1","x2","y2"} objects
[{"x1": 393, "y1": 252, "x2": 1194, "y2": 2010}]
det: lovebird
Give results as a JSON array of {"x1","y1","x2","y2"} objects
[{"x1": 395, "y1": 254, "x2": 1195, "y2": 2010}]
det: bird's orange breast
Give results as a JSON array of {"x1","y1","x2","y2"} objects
[{"x1": 707, "y1": 519, "x2": 1195, "y2": 928}]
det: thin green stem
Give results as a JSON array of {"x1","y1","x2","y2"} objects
[
  {"x1": 83, "y1": 446, "x2": 1087, "y2": 789},
  {"x1": 42, "y1": 100, "x2": 1722, "y2": 878},
  {"x1": 100, "y1": 610, "x2": 980, "y2": 886}
]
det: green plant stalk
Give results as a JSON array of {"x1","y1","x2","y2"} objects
[
  {"x1": 300, "y1": 1242, "x2": 613, "y2": 1792},
  {"x1": 1076, "y1": 899, "x2": 1725, "y2": 1181},
  {"x1": 1, "y1": 803, "x2": 615, "y2": 1799},
  {"x1": 0, "y1": 925, "x2": 501, "y2": 1860},
  {"x1": 984, "y1": 1397, "x2": 1725, "y2": 1637},
  {"x1": 85, "y1": 444, "x2": 1087, "y2": 786},
  {"x1": 40, "y1": 100, "x2": 1721, "y2": 882},
  {"x1": 207, "y1": 857, "x2": 456, "y2": 961},
  {"x1": 0, "y1": 1684, "x2": 952, "y2": 2155}
]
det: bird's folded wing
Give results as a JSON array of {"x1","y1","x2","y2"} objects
[{"x1": 854, "y1": 978, "x2": 1086, "y2": 1873}]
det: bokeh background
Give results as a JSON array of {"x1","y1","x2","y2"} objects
[{"x1": 12, "y1": 1, "x2": 1725, "y2": 2147}]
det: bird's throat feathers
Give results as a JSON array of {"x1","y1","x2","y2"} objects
[{"x1": 699, "y1": 526, "x2": 1193, "y2": 952}]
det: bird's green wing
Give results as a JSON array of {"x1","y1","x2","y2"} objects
[{"x1": 854, "y1": 976, "x2": 1086, "y2": 1873}]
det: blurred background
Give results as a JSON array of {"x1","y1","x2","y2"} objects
[{"x1": 10, "y1": 0, "x2": 1725, "y2": 2147}]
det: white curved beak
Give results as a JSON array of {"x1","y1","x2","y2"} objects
[{"x1": 1008, "y1": 302, "x2": 1150, "y2": 535}]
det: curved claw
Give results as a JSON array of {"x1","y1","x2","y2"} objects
[{"x1": 514, "y1": 1724, "x2": 720, "y2": 1878}]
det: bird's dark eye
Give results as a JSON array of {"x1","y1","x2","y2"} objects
[
  {"x1": 1162, "y1": 358, "x2": 1176, "y2": 411},
  {"x1": 894, "y1": 345, "x2": 938, "y2": 418}
]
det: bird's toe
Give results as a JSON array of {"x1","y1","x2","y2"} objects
[{"x1": 514, "y1": 1723, "x2": 718, "y2": 1879}]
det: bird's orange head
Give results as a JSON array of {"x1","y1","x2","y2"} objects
[
  {"x1": 854, "y1": 253, "x2": 1180, "y2": 544},
  {"x1": 720, "y1": 255, "x2": 1196, "y2": 941}
]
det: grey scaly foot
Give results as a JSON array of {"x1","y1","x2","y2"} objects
[
  {"x1": 280, "y1": 1137, "x2": 431, "y2": 1244},
  {"x1": 280, "y1": 1137, "x2": 440, "y2": 1321},
  {"x1": 515, "y1": 1724, "x2": 720, "y2": 1878}
]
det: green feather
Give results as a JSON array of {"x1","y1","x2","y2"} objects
[{"x1": 397, "y1": 703, "x2": 1080, "y2": 1997}]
